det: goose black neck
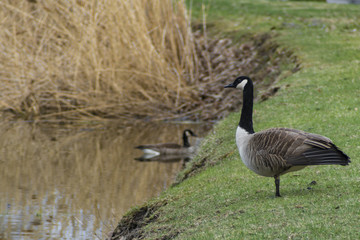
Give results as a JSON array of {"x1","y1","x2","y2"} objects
[
  {"x1": 239, "y1": 82, "x2": 255, "y2": 134},
  {"x1": 183, "y1": 132, "x2": 190, "y2": 147}
]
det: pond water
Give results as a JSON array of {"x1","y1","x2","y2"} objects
[{"x1": 0, "y1": 121, "x2": 211, "y2": 240}]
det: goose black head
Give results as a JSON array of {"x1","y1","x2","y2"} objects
[
  {"x1": 184, "y1": 129, "x2": 197, "y2": 137},
  {"x1": 224, "y1": 76, "x2": 252, "y2": 90},
  {"x1": 183, "y1": 129, "x2": 197, "y2": 147}
]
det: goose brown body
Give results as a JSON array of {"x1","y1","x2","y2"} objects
[
  {"x1": 238, "y1": 127, "x2": 349, "y2": 178},
  {"x1": 136, "y1": 143, "x2": 196, "y2": 155},
  {"x1": 135, "y1": 129, "x2": 197, "y2": 156}
]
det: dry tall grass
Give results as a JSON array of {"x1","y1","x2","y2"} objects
[{"x1": 0, "y1": 0, "x2": 199, "y2": 120}]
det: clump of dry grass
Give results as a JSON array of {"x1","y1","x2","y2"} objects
[
  {"x1": 0, "y1": 1, "x2": 298, "y2": 122},
  {"x1": 0, "y1": 0, "x2": 199, "y2": 120}
]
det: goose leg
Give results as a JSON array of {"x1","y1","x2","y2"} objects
[{"x1": 274, "y1": 176, "x2": 281, "y2": 197}]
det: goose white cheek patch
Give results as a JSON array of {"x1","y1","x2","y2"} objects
[{"x1": 237, "y1": 80, "x2": 248, "y2": 90}]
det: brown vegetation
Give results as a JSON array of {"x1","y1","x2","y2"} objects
[
  {"x1": 0, "y1": 0, "x2": 197, "y2": 120},
  {"x1": 0, "y1": 0, "x2": 298, "y2": 122}
]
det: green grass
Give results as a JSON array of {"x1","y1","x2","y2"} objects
[{"x1": 115, "y1": 0, "x2": 360, "y2": 239}]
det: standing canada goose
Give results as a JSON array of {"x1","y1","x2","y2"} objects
[
  {"x1": 225, "y1": 76, "x2": 350, "y2": 197},
  {"x1": 135, "y1": 129, "x2": 198, "y2": 156}
]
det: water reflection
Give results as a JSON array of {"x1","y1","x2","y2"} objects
[
  {"x1": 0, "y1": 121, "x2": 210, "y2": 239},
  {"x1": 134, "y1": 154, "x2": 191, "y2": 163}
]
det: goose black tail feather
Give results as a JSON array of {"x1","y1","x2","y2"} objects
[{"x1": 288, "y1": 146, "x2": 350, "y2": 166}]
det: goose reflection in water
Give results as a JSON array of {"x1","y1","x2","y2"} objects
[{"x1": 134, "y1": 154, "x2": 191, "y2": 163}]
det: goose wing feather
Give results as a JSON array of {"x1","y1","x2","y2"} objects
[{"x1": 250, "y1": 128, "x2": 350, "y2": 170}]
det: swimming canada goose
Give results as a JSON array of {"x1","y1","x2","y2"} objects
[
  {"x1": 135, "y1": 129, "x2": 198, "y2": 156},
  {"x1": 225, "y1": 76, "x2": 350, "y2": 197}
]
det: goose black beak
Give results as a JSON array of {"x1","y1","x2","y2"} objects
[{"x1": 224, "y1": 83, "x2": 235, "y2": 88}]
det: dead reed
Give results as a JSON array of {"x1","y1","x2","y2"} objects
[
  {"x1": 0, "y1": 1, "x2": 298, "y2": 122},
  {"x1": 0, "y1": 0, "x2": 199, "y2": 120}
]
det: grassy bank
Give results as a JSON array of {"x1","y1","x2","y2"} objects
[{"x1": 111, "y1": 0, "x2": 360, "y2": 239}]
